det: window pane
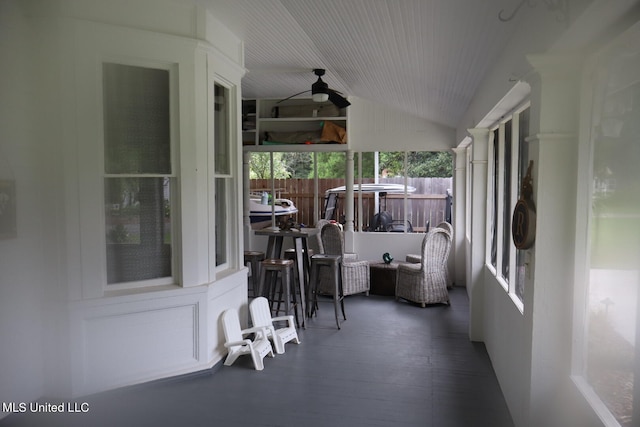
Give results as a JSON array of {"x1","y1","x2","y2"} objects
[
  {"x1": 407, "y1": 151, "x2": 453, "y2": 232},
  {"x1": 215, "y1": 178, "x2": 227, "y2": 266},
  {"x1": 586, "y1": 52, "x2": 639, "y2": 426},
  {"x1": 105, "y1": 177, "x2": 172, "y2": 284},
  {"x1": 214, "y1": 84, "x2": 230, "y2": 175},
  {"x1": 359, "y1": 151, "x2": 452, "y2": 233},
  {"x1": 515, "y1": 108, "x2": 530, "y2": 302},
  {"x1": 490, "y1": 129, "x2": 499, "y2": 268},
  {"x1": 316, "y1": 152, "x2": 346, "y2": 224},
  {"x1": 502, "y1": 121, "x2": 512, "y2": 280},
  {"x1": 103, "y1": 63, "x2": 171, "y2": 174},
  {"x1": 248, "y1": 151, "x2": 300, "y2": 228}
]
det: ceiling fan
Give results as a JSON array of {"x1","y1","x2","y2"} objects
[{"x1": 278, "y1": 69, "x2": 351, "y2": 108}]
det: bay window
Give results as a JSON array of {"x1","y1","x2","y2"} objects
[
  {"x1": 213, "y1": 82, "x2": 233, "y2": 271},
  {"x1": 103, "y1": 63, "x2": 176, "y2": 287}
]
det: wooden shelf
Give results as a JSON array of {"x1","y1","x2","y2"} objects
[
  {"x1": 258, "y1": 117, "x2": 347, "y2": 122},
  {"x1": 243, "y1": 144, "x2": 348, "y2": 152},
  {"x1": 241, "y1": 98, "x2": 348, "y2": 151}
]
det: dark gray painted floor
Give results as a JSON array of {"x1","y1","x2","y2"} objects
[{"x1": 0, "y1": 287, "x2": 514, "y2": 427}]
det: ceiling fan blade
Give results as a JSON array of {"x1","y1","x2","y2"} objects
[
  {"x1": 327, "y1": 89, "x2": 351, "y2": 108},
  {"x1": 276, "y1": 89, "x2": 311, "y2": 104},
  {"x1": 274, "y1": 69, "x2": 350, "y2": 108}
]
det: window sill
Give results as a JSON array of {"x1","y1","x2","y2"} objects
[
  {"x1": 486, "y1": 262, "x2": 523, "y2": 314},
  {"x1": 508, "y1": 291, "x2": 524, "y2": 314},
  {"x1": 104, "y1": 284, "x2": 184, "y2": 298},
  {"x1": 73, "y1": 284, "x2": 208, "y2": 308},
  {"x1": 571, "y1": 375, "x2": 620, "y2": 427}
]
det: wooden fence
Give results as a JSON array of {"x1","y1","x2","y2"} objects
[{"x1": 250, "y1": 177, "x2": 452, "y2": 232}]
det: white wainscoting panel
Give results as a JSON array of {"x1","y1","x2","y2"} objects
[
  {"x1": 68, "y1": 270, "x2": 249, "y2": 397},
  {"x1": 82, "y1": 304, "x2": 198, "y2": 389},
  {"x1": 70, "y1": 288, "x2": 209, "y2": 396}
]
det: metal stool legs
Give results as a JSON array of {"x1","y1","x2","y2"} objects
[
  {"x1": 244, "y1": 251, "x2": 265, "y2": 298},
  {"x1": 257, "y1": 259, "x2": 301, "y2": 327},
  {"x1": 308, "y1": 254, "x2": 345, "y2": 329}
]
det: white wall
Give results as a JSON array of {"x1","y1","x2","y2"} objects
[
  {"x1": 455, "y1": 0, "x2": 594, "y2": 143},
  {"x1": 0, "y1": 1, "x2": 48, "y2": 412},
  {"x1": 482, "y1": 272, "x2": 528, "y2": 426},
  {"x1": 353, "y1": 231, "x2": 425, "y2": 264},
  {"x1": 461, "y1": 2, "x2": 640, "y2": 426},
  {"x1": 0, "y1": 0, "x2": 250, "y2": 404},
  {"x1": 349, "y1": 97, "x2": 456, "y2": 152}
]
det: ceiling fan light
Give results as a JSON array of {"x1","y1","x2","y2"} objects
[{"x1": 312, "y1": 92, "x2": 329, "y2": 102}]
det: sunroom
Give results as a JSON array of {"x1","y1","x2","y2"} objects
[{"x1": 1, "y1": 1, "x2": 639, "y2": 426}]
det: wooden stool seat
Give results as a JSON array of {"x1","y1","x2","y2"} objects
[
  {"x1": 262, "y1": 258, "x2": 294, "y2": 267},
  {"x1": 284, "y1": 248, "x2": 315, "y2": 257},
  {"x1": 244, "y1": 251, "x2": 265, "y2": 298},
  {"x1": 257, "y1": 258, "x2": 300, "y2": 327}
]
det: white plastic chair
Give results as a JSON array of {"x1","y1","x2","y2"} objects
[
  {"x1": 250, "y1": 297, "x2": 301, "y2": 354},
  {"x1": 221, "y1": 308, "x2": 274, "y2": 370}
]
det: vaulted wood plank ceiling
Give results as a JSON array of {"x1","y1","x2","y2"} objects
[{"x1": 206, "y1": 0, "x2": 570, "y2": 128}]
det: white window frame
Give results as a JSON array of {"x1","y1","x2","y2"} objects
[
  {"x1": 354, "y1": 150, "x2": 453, "y2": 233},
  {"x1": 571, "y1": 20, "x2": 640, "y2": 427},
  {"x1": 465, "y1": 145, "x2": 472, "y2": 242},
  {"x1": 486, "y1": 128, "x2": 498, "y2": 274},
  {"x1": 210, "y1": 77, "x2": 237, "y2": 277},
  {"x1": 485, "y1": 101, "x2": 531, "y2": 310},
  {"x1": 101, "y1": 60, "x2": 180, "y2": 292},
  {"x1": 72, "y1": 22, "x2": 198, "y2": 298}
]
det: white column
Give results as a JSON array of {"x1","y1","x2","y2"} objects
[
  {"x1": 242, "y1": 151, "x2": 252, "y2": 249},
  {"x1": 467, "y1": 128, "x2": 490, "y2": 342},
  {"x1": 524, "y1": 53, "x2": 581, "y2": 427},
  {"x1": 452, "y1": 146, "x2": 467, "y2": 288},
  {"x1": 344, "y1": 150, "x2": 355, "y2": 252}
]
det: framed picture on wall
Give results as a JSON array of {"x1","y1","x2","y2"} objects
[{"x1": 0, "y1": 179, "x2": 17, "y2": 239}]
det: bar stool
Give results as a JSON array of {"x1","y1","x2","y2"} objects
[
  {"x1": 284, "y1": 247, "x2": 314, "y2": 305},
  {"x1": 308, "y1": 254, "x2": 345, "y2": 329},
  {"x1": 244, "y1": 251, "x2": 265, "y2": 298},
  {"x1": 257, "y1": 259, "x2": 300, "y2": 327}
]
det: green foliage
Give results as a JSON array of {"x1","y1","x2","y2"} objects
[
  {"x1": 249, "y1": 152, "x2": 290, "y2": 179},
  {"x1": 377, "y1": 151, "x2": 452, "y2": 177},
  {"x1": 407, "y1": 151, "x2": 453, "y2": 177},
  {"x1": 315, "y1": 152, "x2": 347, "y2": 178},
  {"x1": 107, "y1": 224, "x2": 129, "y2": 243},
  {"x1": 282, "y1": 152, "x2": 313, "y2": 178},
  {"x1": 249, "y1": 150, "x2": 452, "y2": 180},
  {"x1": 356, "y1": 152, "x2": 376, "y2": 178},
  {"x1": 378, "y1": 152, "x2": 405, "y2": 176}
]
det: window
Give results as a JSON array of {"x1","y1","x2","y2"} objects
[
  {"x1": 214, "y1": 83, "x2": 232, "y2": 269},
  {"x1": 501, "y1": 121, "x2": 512, "y2": 281},
  {"x1": 466, "y1": 146, "x2": 472, "y2": 241},
  {"x1": 515, "y1": 108, "x2": 530, "y2": 301},
  {"x1": 487, "y1": 105, "x2": 530, "y2": 303},
  {"x1": 578, "y1": 37, "x2": 639, "y2": 427},
  {"x1": 103, "y1": 63, "x2": 175, "y2": 287},
  {"x1": 246, "y1": 149, "x2": 451, "y2": 233},
  {"x1": 248, "y1": 150, "x2": 347, "y2": 228},
  {"x1": 356, "y1": 151, "x2": 453, "y2": 233},
  {"x1": 490, "y1": 128, "x2": 499, "y2": 269}
]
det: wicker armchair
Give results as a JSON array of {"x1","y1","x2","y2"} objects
[
  {"x1": 436, "y1": 221, "x2": 453, "y2": 236},
  {"x1": 311, "y1": 219, "x2": 332, "y2": 254},
  {"x1": 318, "y1": 223, "x2": 370, "y2": 296},
  {"x1": 396, "y1": 228, "x2": 451, "y2": 307},
  {"x1": 405, "y1": 222, "x2": 453, "y2": 288}
]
